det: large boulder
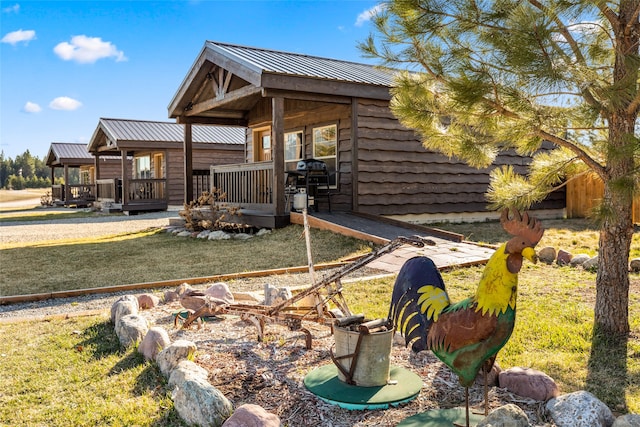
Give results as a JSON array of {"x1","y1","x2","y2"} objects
[
  {"x1": 115, "y1": 314, "x2": 148, "y2": 348},
  {"x1": 168, "y1": 360, "x2": 210, "y2": 389},
  {"x1": 477, "y1": 404, "x2": 529, "y2": 427},
  {"x1": 137, "y1": 326, "x2": 170, "y2": 361},
  {"x1": 172, "y1": 379, "x2": 233, "y2": 427},
  {"x1": 110, "y1": 295, "x2": 138, "y2": 324},
  {"x1": 538, "y1": 247, "x2": 556, "y2": 264},
  {"x1": 498, "y1": 367, "x2": 559, "y2": 401},
  {"x1": 222, "y1": 404, "x2": 280, "y2": 427},
  {"x1": 613, "y1": 414, "x2": 640, "y2": 427},
  {"x1": 137, "y1": 293, "x2": 161, "y2": 309},
  {"x1": 204, "y1": 282, "x2": 234, "y2": 304},
  {"x1": 546, "y1": 390, "x2": 615, "y2": 427},
  {"x1": 156, "y1": 340, "x2": 197, "y2": 377}
]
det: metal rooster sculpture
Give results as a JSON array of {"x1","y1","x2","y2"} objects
[{"x1": 388, "y1": 208, "x2": 544, "y2": 426}]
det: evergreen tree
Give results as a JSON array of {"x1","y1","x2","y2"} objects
[{"x1": 361, "y1": 0, "x2": 639, "y2": 337}]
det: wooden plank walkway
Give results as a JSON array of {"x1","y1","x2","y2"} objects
[{"x1": 292, "y1": 211, "x2": 495, "y2": 274}]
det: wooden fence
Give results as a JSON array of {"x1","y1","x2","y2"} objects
[{"x1": 566, "y1": 173, "x2": 640, "y2": 222}]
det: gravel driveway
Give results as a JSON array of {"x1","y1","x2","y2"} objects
[{"x1": 0, "y1": 209, "x2": 179, "y2": 245}]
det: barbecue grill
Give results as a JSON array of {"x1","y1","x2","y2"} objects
[{"x1": 296, "y1": 159, "x2": 327, "y2": 172}]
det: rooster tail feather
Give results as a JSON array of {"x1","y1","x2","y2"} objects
[{"x1": 388, "y1": 256, "x2": 449, "y2": 353}]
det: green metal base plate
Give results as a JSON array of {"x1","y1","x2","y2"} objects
[
  {"x1": 303, "y1": 364, "x2": 422, "y2": 410},
  {"x1": 397, "y1": 407, "x2": 485, "y2": 426}
]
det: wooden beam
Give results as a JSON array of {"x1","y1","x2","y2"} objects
[
  {"x1": 185, "y1": 85, "x2": 262, "y2": 116},
  {"x1": 184, "y1": 123, "x2": 193, "y2": 203},
  {"x1": 63, "y1": 165, "x2": 70, "y2": 203},
  {"x1": 272, "y1": 97, "x2": 285, "y2": 216},
  {"x1": 176, "y1": 115, "x2": 248, "y2": 126},
  {"x1": 351, "y1": 98, "x2": 359, "y2": 211},
  {"x1": 261, "y1": 88, "x2": 352, "y2": 104},
  {"x1": 121, "y1": 149, "x2": 129, "y2": 207}
]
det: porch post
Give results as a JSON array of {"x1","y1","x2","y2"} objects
[
  {"x1": 121, "y1": 149, "x2": 129, "y2": 207},
  {"x1": 63, "y1": 165, "x2": 70, "y2": 204},
  {"x1": 50, "y1": 167, "x2": 55, "y2": 188},
  {"x1": 94, "y1": 153, "x2": 100, "y2": 198},
  {"x1": 272, "y1": 97, "x2": 285, "y2": 216},
  {"x1": 184, "y1": 123, "x2": 193, "y2": 203}
]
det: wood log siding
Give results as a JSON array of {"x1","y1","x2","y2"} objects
[{"x1": 354, "y1": 98, "x2": 562, "y2": 216}]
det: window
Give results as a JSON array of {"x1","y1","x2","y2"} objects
[
  {"x1": 80, "y1": 170, "x2": 90, "y2": 185},
  {"x1": 135, "y1": 155, "x2": 151, "y2": 179},
  {"x1": 312, "y1": 124, "x2": 337, "y2": 187},
  {"x1": 284, "y1": 130, "x2": 303, "y2": 171}
]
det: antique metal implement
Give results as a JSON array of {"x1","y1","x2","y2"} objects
[{"x1": 178, "y1": 235, "x2": 435, "y2": 348}]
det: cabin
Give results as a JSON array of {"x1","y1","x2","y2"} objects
[
  {"x1": 45, "y1": 142, "x2": 123, "y2": 207},
  {"x1": 87, "y1": 118, "x2": 245, "y2": 213},
  {"x1": 168, "y1": 41, "x2": 565, "y2": 228}
]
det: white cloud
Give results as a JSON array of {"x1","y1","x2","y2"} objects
[
  {"x1": 2, "y1": 4, "x2": 20, "y2": 13},
  {"x1": 53, "y1": 35, "x2": 127, "y2": 64},
  {"x1": 49, "y1": 97, "x2": 82, "y2": 111},
  {"x1": 355, "y1": 4, "x2": 385, "y2": 27},
  {"x1": 1, "y1": 29, "x2": 36, "y2": 45},
  {"x1": 23, "y1": 101, "x2": 42, "y2": 113}
]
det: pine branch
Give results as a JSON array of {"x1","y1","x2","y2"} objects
[{"x1": 536, "y1": 129, "x2": 607, "y2": 179}]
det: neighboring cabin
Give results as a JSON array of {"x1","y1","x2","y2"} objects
[
  {"x1": 167, "y1": 41, "x2": 565, "y2": 228},
  {"x1": 86, "y1": 118, "x2": 245, "y2": 213},
  {"x1": 45, "y1": 142, "x2": 123, "y2": 207}
]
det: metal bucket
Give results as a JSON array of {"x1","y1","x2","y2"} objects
[{"x1": 332, "y1": 324, "x2": 393, "y2": 387}]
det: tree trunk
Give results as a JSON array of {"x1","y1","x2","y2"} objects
[
  {"x1": 593, "y1": 0, "x2": 638, "y2": 338},
  {"x1": 595, "y1": 189, "x2": 632, "y2": 337}
]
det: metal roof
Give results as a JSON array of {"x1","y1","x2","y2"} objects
[
  {"x1": 207, "y1": 41, "x2": 398, "y2": 87},
  {"x1": 46, "y1": 142, "x2": 121, "y2": 166},
  {"x1": 49, "y1": 142, "x2": 93, "y2": 160},
  {"x1": 99, "y1": 118, "x2": 245, "y2": 144}
]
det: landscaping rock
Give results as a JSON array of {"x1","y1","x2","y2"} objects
[
  {"x1": 475, "y1": 361, "x2": 501, "y2": 387},
  {"x1": 205, "y1": 282, "x2": 234, "y2": 304},
  {"x1": 630, "y1": 258, "x2": 640, "y2": 273},
  {"x1": 177, "y1": 230, "x2": 192, "y2": 237},
  {"x1": 569, "y1": 254, "x2": 591, "y2": 267},
  {"x1": 137, "y1": 293, "x2": 160, "y2": 309},
  {"x1": 264, "y1": 283, "x2": 292, "y2": 306},
  {"x1": 172, "y1": 379, "x2": 233, "y2": 427},
  {"x1": 583, "y1": 255, "x2": 599, "y2": 271},
  {"x1": 222, "y1": 403, "x2": 280, "y2": 427},
  {"x1": 115, "y1": 314, "x2": 149, "y2": 348},
  {"x1": 498, "y1": 367, "x2": 559, "y2": 401},
  {"x1": 156, "y1": 340, "x2": 197, "y2": 377},
  {"x1": 138, "y1": 326, "x2": 170, "y2": 361},
  {"x1": 255, "y1": 228, "x2": 271, "y2": 237},
  {"x1": 208, "y1": 230, "x2": 231, "y2": 240},
  {"x1": 233, "y1": 232, "x2": 253, "y2": 240},
  {"x1": 197, "y1": 230, "x2": 211, "y2": 239},
  {"x1": 538, "y1": 246, "x2": 556, "y2": 264},
  {"x1": 110, "y1": 295, "x2": 139, "y2": 324},
  {"x1": 168, "y1": 360, "x2": 210, "y2": 389},
  {"x1": 477, "y1": 403, "x2": 529, "y2": 427},
  {"x1": 176, "y1": 283, "x2": 195, "y2": 296},
  {"x1": 546, "y1": 390, "x2": 615, "y2": 427},
  {"x1": 556, "y1": 249, "x2": 572, "y2": 266},
  {"x1": 613, "y1": 414, "x2": 640, "y2": 427},
  {"x1": 164, "y1": 290, "x2": 180, "y2": 303}
]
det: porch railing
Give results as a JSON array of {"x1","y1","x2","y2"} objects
[
  {"x1": 211, "y1": 161, "x2": 274, "y2": 210},
  {"x1": 192, "y1": 169, "x2": 211, "y2": 201},
  {"x1": 127, "y1": 178, "x2": 167, "y2": 203},
  {"x1": 96, "y1": 178, "x2": 121, "y2": 203},
  {"x1": 51, "y1": 184, "x2": 95, "y2": 203}
]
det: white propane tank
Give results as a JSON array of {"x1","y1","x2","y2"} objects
[{"x1": 293, "y1": 189, "x2": 307, "y2": 211}]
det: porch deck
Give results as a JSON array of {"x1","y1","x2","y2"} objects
[{"x1": 293, "y1": 211, "x2": 495, "y2": 273}]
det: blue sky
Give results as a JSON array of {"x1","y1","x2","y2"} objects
[{"x1": 0, "y1": 0, "x2": 382, "y2": 160}]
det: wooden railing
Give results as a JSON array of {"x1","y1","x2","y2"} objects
[
  {"x1": 96, "y1": 179, "x2": 121, "y2": 202},
  {"x1": 51, "y1": 184, "x2": 64, "y2": 201},
  {"x1": 192, "y1": 169, "x2": 211, "y2": 201},
  {"x1": 211, "y1": 161, "x2": 274, "y2": 210},
  {"x1": 127, "y1": 178, "x2": 167, "y2": 202},
  {"x1": 51, "y1": 184, "x2": 95, "y2": 203}
]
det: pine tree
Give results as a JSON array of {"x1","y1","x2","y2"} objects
[{"x1": 360, "y1": 0, "x2": 639, "y2": 337}]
